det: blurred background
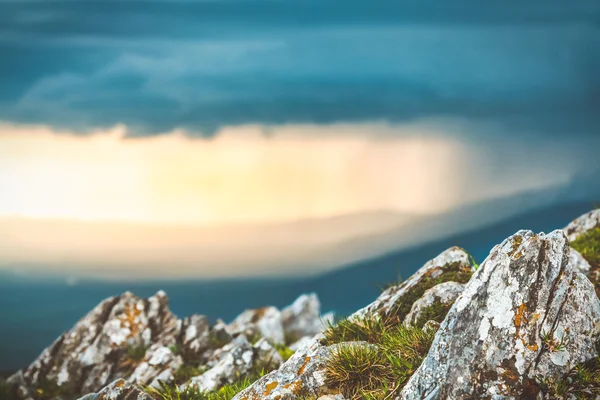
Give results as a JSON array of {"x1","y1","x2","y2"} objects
[{"x1": 1, "y1": 0, "x2": 599, "y2": 374}]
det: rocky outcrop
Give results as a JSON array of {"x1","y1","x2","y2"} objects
[
  {"x1": 12, "y1": 291, "x2": 179, "y2": 397},
  {"x1": 8, "y1": 291, "x2": 331, "y2": 399},
  {"x1": 353, "y1": 246, "x2": 474, "y2": 320},
  {"x1": 564, "y1": 209, "x2": 600, "y2": 242},
  {"x1": 231, "y1": 337, "x2": 335, "y2": 400},
  {"x1": 400, "y1": 230, "x2": 600, "y2": 399}
]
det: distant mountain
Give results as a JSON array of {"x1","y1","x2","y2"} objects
[{"x1": 0, "y1": 199, "x2": 597, "y2": 371}]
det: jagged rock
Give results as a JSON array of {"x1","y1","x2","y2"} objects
[
  {"x1": 253, "y1": 338, "x2": 284, "y2": 369},
  {"x1": 232, "y1": 337, "x2": 335, "y2": 400},
  {"x1": 403, "y1": 281, "x2": 464, "y2": 327},
  {"x1": 353, "y1": 246, "x2": 473, "y2": 319},
  {"x1": 129, "y1": 344, "x2": 182, "y2": 386},
  {"x1": 400, "y1": 230, "x2": 600, "y2": 399},
  {"x1": 186, "y1": 335, "x2": 254, "y2": 392},
  {"x1": 77, "y1": 379, "x2": 152, "y2": 400},
  {"x1": 564, "y1": 209, "x2": 600, "y2": 242},
  {"x1": 228, "y1": 306, "x2": 285, "y2": 345},
  {"x1": 281, "y1": 293, "x2": 326, "y2": 343},
  {"x1": 179, "y1": 314, "x2": 212, "y2": 360},
  {"x1": 11, "y1": 291, "x2": 180, "y2": 396}
]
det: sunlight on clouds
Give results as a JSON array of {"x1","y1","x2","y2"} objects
[{"x1": 0, "y1": 122, "x2": 469, "y2": 225}]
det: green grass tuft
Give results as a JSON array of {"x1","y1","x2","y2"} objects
[
  {"x1": 571, "y1": 227, "x2": 600, "y2": 295},
  {"x1": 274, "y1": 343, "x2": 295, "y2": 361},
  {"x1": 146, "y1": 368, "x2": 267, "y2": 400},
  {"x1": 538, "y1": 355, "x2": 600, "y2": 399},
  {"x1": 413, "y1": 301, "x2": 455, "y2": 328},
  {"x1": 173, "y1": 364, "x2": 207, "y2": 385},
  {"x1": 324, "y1": 324, "x2": 436, "y2": 399}
]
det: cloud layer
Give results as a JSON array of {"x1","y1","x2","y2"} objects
[{"x1": 0, "y1": 0, "x2": 599, "y2": 133}]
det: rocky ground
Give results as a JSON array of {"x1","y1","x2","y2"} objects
[{"x1": 2, "y1": 209, "x2": 600, "y2": 400}]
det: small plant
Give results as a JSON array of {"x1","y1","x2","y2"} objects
[
  {"x1": 323, "y1": 315, "x2": 388, "y2": 346},
  {"x1": 168, "y1": 343, "x2": 181, "y2": 355},
  {"x1": 413, "y1": 301, "x2": 455, "y2": 328},
  {"x1": 274, "y1": 343, "x2": 295, "y2": 361},
  {"x1": 468, "y1": 254, "x2": 480, "y2": 271},
  {"x1": 571, "y1": 227, "x2": 600, "y2": 295},
  {"x1": 540, "y1": 331, "x2": 570, "y2": 353},
  {"x1": 173, "y1": 363, "x2": 206, "y2": 385},
  {"x1": 537, "y1": 355, "x2": 600, "y2": 399},
  {"x1": 119, "y1": 342, "x2": 148, "y2": 371},
  {"x1": 146, "y1": 368, "x2": 268, "y2": 400}
]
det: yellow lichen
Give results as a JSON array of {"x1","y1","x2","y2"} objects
[
  {"x1": 297, "y1": 357, "x2": 311, "y2": 375},
  {"x1": 263, "y1": 381, "x2": 279, "y2": 396}
]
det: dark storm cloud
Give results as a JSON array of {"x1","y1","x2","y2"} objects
[{"x1": 0, "y1": 0, "x2": 599, "y2": 134}]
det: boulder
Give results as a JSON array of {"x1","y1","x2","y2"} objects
[
  {"x1": 281, "y1": 293, "x2": 326, "y2": 343},
  {"x1": 179, "y1": 314, "x2": 212, "y2": 360},
  {"x1": 186, "y1": 335, "x2": 255, "y2": 392},
  {"x1": 564, "y1": 209, "x2": 600, "y2": 242},
  {"x1": 403, "y1": 281, "x2": 465, "y2": 327},
  {"x1": 129, "y1": 344, "x2": 182, "y2": 386},
  {"x1": 232, "y1": 337, "x2": 336, "y2": 400},
  {"x1": 12, "y1": 291, "x2": 180, "y2": 396},
  {"x1": 228, "y1": 306, "x2": 285, "y2": 345},
  {"x1": 400, "y1": 230, "x2": 600, "y2": 399}
]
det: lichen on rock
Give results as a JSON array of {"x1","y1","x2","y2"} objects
[{"x1": 400, "y1": 230, "x2": 600, "y2": 399}]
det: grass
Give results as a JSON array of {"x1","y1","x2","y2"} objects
[
  {"x1": 413, "y1": 301, "x2": 455, "y2": 329},
  {"x1": 146, "y1": 369, "x2": 268, "y2": 400},
  {"x1": 538, "y1": 355, "x2": 600, "y2": 399},
  {"x1": 173, "y1": 364, "x2": 207, "y2": 385},
  {"x1": 324, "y1": 324, "x2": 436, "y2": 399},
  {"x1": 274, "y1": 343, "x2": 295, "y2": 362},
  {"x1": 571, "y1": 227, "x2": 600, "y2": 295},
  {"x1": 383, "y1": 261, "x2": 473, "y2": 327}
]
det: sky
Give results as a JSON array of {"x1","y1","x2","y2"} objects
[{"x1": 0, "y1": 0, "x2": 599, "y2": 278}]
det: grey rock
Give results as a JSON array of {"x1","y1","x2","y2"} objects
[
  {"x1": 186, "y1": 335, "x2": 254, "y2": 392},
  {"x1": 232, "y1": 337, "x2": 335, "y2": 400},
  {"x1": 564, "y1": 209, "x2": 600, "y2": 242},
  {"x1": 129, "y1": 344, "x2": 183, "y2": 386},
  {"x1": 228, "y1": 306, "x2": 285, "y2": 345},
  {"x1": 12, "y1": 291, "x2": 180, "y2": 396},
  {"x1": 403, "y1": 281, "x2": 465, "y2": 327},
  {"x1": 353, "y1": 246, "x2": 473, "y2": 319},
  {"x1": 180, "y1": 314, "x2": 212, "y2": 359},
  {"x1": 281, "y1": 293, "x2": 326, "y2": 343},
  {"x1": 400, "y1": 230, "x2": 600, "y2": 400}
]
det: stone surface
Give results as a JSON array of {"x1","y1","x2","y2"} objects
[
  {"x1": 228, "y1": 306, "x2": 285, "y2": 345},
  {"x1": 232, "y1": 337, "x2": 335, "y2": 400},
  {"x1": 403, "y1": 281, "x2": 465, "y2": 327},
  {"x1": 400, "y1": 230, "x2": 600, "y2": 399},
  {"x1": 353, "y1": 246, "x2": 473, "y2": 319},
  {"x1": 77, "y1": 379, "x2": 153, "y2": 400},
  {"x1": 12, "y1": 291, "x2": 179, "y2": 396},
  {"x1": 186, "y1": 335, "x2": 255, "y2": 392},
  {"x1": 564, "y1": 209, "x2": 600, "y2": 242},
  {"x1": 281, "y1": 293, "x2": 326, "y2": 343},
  {"x1": 129, "y1": 344, "x2": 183, "y2": 386}
]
